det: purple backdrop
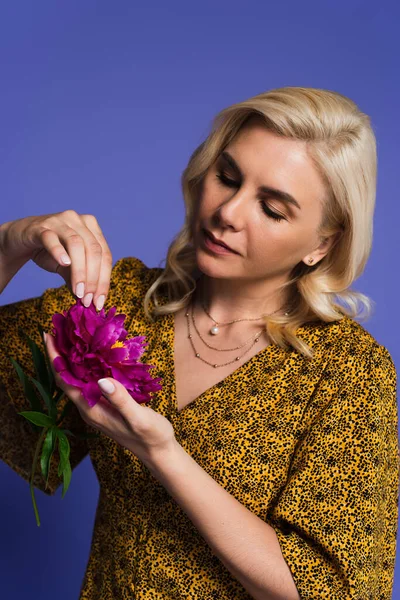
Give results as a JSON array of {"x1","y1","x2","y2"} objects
[{"x1": 1, "y1": 1, "x2": 398, "y2": 597}]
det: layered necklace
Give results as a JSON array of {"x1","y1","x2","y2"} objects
[{"x1": 185, "y1": 285, "x2": 288, "y2": 369}]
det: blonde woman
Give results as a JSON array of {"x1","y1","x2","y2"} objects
[{"x1": 0, "y1": 87, "x2": 398, "y2": 599}]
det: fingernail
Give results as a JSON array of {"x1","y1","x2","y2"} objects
[
  {"x1": 96, "y1": 295, "x2": 105, "y2": 311},
  {"x1": 83, "y1": 292, "x2": 93, "y2": 307},
  {"x1": 76, "y1": 282, "x2": 85, "y2": 298},
  {"x1": 61, "y1": 254, "x2": 71, "y2": 265},
  {"x1": 98, "y1": 379, "x2": 115, "y2": 394}
]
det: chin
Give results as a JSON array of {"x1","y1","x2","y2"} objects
[{"x1": 194, "y1": 250, "x2": 237, "y2": 280}]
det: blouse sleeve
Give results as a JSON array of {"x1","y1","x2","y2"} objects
[
  {"x1": 0, "y1": 255, "x2": 145, "y2": 496},
  {"x1": 267, "y1": 342, "x2": 399, "y2": 599}
]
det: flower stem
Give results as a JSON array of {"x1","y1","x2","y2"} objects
[{"x1": 30, "y1": 427, "x2": 48, "y2": 527}]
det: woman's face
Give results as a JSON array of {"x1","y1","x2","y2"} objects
[{"x1": 192, "y1": 120, "x2": 334, "y2": 286}]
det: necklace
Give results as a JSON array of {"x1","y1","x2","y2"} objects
[
  {"x1": 191, "y1": 302, "x2": 264, "y2": 351},
  {"x1": 186, "y1": 298, "x2": 265, "y2": 368},
  {"x1": 200, "y1": 290, "x2": 288, "y2": 335}
]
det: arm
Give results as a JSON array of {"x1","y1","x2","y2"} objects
[
  {"x1": 0, "y1": 287, "x2": 90, "y2": 494},
  {"x1": 0, "y1": 256, "x2": 143, "y2": 495},
  {"x1": 146, "y1": 342, "x2": 399, "y2": 600},
  {"x1": 0, "y1": 256, "x2": 140, "y2": 495},
  {"x1": 147, "y1": 443, "x2": 300, "y2": 600},
  {"x1": 0, "y1": 222, "x2": 32, "y2": 294}
]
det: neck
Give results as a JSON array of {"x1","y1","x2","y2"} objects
[{"x1": 195, "y1": 274, "x2": 288, "y2": 323}]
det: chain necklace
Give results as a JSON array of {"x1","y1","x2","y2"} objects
[
  {"x1": 200, "y1": 291, "x2": 288, "y2": 335},
  {"x1": 186, "y1": 300, "x2": 263, "y2": 368},
  {"x1": 191, "y1": 302, "x2": 264, "y2": 351},
  {"x1": 185, "y1": 283, "x2": 289, "y2": 368}
]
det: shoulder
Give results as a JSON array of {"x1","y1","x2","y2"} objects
[
  {"x1": 107, "y1": 256, "x2": 166, "y2": 319},
  {"x1": 298, "y1": 315, "x2": 396, "y2": 382},
  {"x1": 109, "y1": 256, "x2": 163, "y2": 294},
  {"x1": 110, "y1": 256, "x2": 148, "y2": 284},
  {"x1": 295, "y1": 318, "x2": 398, "y2": 438}
]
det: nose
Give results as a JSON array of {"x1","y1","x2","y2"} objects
[{"x1": 213, "y1": 189, "x2": 250, "y2": 231}]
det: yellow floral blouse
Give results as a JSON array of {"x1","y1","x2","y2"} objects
[{"x1": 0, "y1": 256, "x2": 398, "y2": 599}]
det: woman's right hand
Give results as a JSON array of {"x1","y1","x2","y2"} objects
[{"x1": 0, "y1": 210, "x2": 113, "y2": 311}]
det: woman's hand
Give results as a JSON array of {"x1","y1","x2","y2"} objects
[
  {"x1": 44, "y1": 332, "x2": 178, "y2": 467},
  {"x1": 0, "y1": 210, "x2": 113, "y2": 311}
]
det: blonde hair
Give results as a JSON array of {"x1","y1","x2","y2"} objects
[{"x1": 143, "y1": 86, "x2": 377, "y2": 359}]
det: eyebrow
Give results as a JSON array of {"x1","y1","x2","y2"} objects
[{"x1": 220, "y1": 151, "x2": 302, "y2": 211}]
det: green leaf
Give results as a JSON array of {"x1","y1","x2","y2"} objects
[
  {"x1": 18, "y1": 327, "x2": 50, "y2": 391},
  {"x1": 18, "y1": 411, "x2": 54, "y2": 428},
  {"x1": 56, "y1": 429, "x2": 71, "y2": 477},
  {"x1": 36, "y1": 323, "x2": 56, "y2": 384},
  {"x1": 40, "y1": 427, "x2": 57, "y2": 484},
  {"x1": 57, "y1": 432, "x2": 73, "y2": 498},
  {"x1": 9, "y1": 356, "x2": 42, "y2": 414},
  {"x1": 30, "y1": 376, "x2": 55, "y2": 419},
  {"x1": 61, "y1": 458, "x2": 72, "y2": 498},
  {"x1": 7, "y1": 354, "x2": 42, "y2": 433}
]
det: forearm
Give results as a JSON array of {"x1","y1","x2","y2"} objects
[
  {"x1": 0, "y1": 253, "x2": 29, "y2": 294},
  {"x1": 146, "y1": 442, "x2": 300, "y2": 600},
  {"x1": 0, "y1": 222, "x2": 31, "y2": 294}
]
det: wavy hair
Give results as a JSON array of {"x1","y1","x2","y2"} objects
[{"x1": 143, "y1": 86, "x2": 377, "y2": 358}]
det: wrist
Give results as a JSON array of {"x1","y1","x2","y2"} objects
[
  {"x1": 0, "y1": 247, "x2": 31, "y2": 274},
  {"x1": 0, "y1": 221, "x2": 32, "y2": 269},
  {"x1": 0, "y1": 223, "x2": 33, "y2": 294},
  {"x1": 144, "y1": 439, "x2": 186, "y2": 479}
]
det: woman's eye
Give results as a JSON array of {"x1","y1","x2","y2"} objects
[
  {"x1": 260, "y1": 203, "x2": 285, "y2": 222},
  {"x1": 216, "y1": 172, "x2": 285, "y2": 222},
  {"x1": 216, "y1": 172, "x2": 238, "y2": 188}
]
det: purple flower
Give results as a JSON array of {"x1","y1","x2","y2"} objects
[{"x1": 51, "y1": 298, "x2": 163, "y2": 407}]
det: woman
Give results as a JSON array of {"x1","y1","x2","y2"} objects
[{"x1": 0, "y1": 86, "x2": 398, "y2": 599}]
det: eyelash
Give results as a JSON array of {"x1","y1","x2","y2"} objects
[{"x1": 215, "y1": 172, "x2": 285, "y2": 222}]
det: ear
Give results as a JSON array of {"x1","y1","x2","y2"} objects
[{"x1": 302, "y1": 230, "x2": 342, "y2": 267}]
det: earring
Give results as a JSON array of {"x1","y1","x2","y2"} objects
[{"x1": 308, "y1": 257, "x2": 314, "y2": 265}]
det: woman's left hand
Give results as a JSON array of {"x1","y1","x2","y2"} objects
[{"x1": 44, "y1": 332, "x2": 178, "y2": 467}]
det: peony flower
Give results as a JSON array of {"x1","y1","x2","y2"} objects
[
  {"x1": 51, "y1": 298, "x2": 163, "y2": 407},
  {"x1": 9, "y1": 297, "x2": 163, "y2": 526}
]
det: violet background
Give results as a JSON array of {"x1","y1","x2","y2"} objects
[{"x1": 0, "y1": 1, "x2": 399, "y2": 597}]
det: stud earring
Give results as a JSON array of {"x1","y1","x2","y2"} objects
[{"x1": 308, "y1": 257, "x2": 314, "y2": 265}]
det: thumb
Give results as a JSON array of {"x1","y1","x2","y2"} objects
[
  {"x1": 97, "y1": 377, "x2": 134, "y2": 418},
  {"x1": 97, "y1": 378, "x2": 116, "y2": 396}
]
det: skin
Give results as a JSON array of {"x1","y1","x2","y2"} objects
[
  {"x1": 41, "y1": 119, "x2": 342, "y2": 464},
  {"x1": 44, "y1": 332, "x2": 176, "y2": 466},
  {"x1": 0, "y1": 211, "x2": 113, "y2": 309},
  {"x1": 44, "y1": 318, "x2": 300, "y2": 600},
  {"x1": 39, "y1": 120, "x2": 340, "y2": 599},
  {"x1": 191, "y1": 117, "x2": 340, "y2": 332}
]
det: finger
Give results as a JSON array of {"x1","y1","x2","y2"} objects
[
  {"x1": 33, "y1": 229, "x2": 72, "y2": 270},
  {"x1": 43, "y1": 332, "x2": 84, "y2": 404},
  {"x1": 69, "y1": 224, "x2": 103, "y2": 306},
  {"x1": 60, "y1": 213, "x2": 107, "y2": 308},
  {"x1": 44, "y1": 333, "x2": 126, "y2": 429},
  {"x1": 97, "y1": 378, "x2": 142, "y2": 422},
  {"x1": 53, "y1": 211, "x2": 102, "y2": 302},
  {"x1": 54, "y1": 262, "x2": 72, "y2": 291},
  {"x1": 80, "y1": 214, "x2": 113, "y2": 311},
  {"x1": 43, "y1": 332, "x2": 62, "y2": 380},
  {"x1": 58, "y1": 226, "x2": 88, "y2": 298}
]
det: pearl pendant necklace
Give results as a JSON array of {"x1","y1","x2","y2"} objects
[
  {"x1": 198, "y1": 279, "x2": 290, "y2": 336},
  {"x1": 205, "y1": 308, "x2": 288, "y2": 336}
]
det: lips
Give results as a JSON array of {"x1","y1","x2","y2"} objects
[{"x1": 203, "y1": 229, "x2": 237, "y2": 253}]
